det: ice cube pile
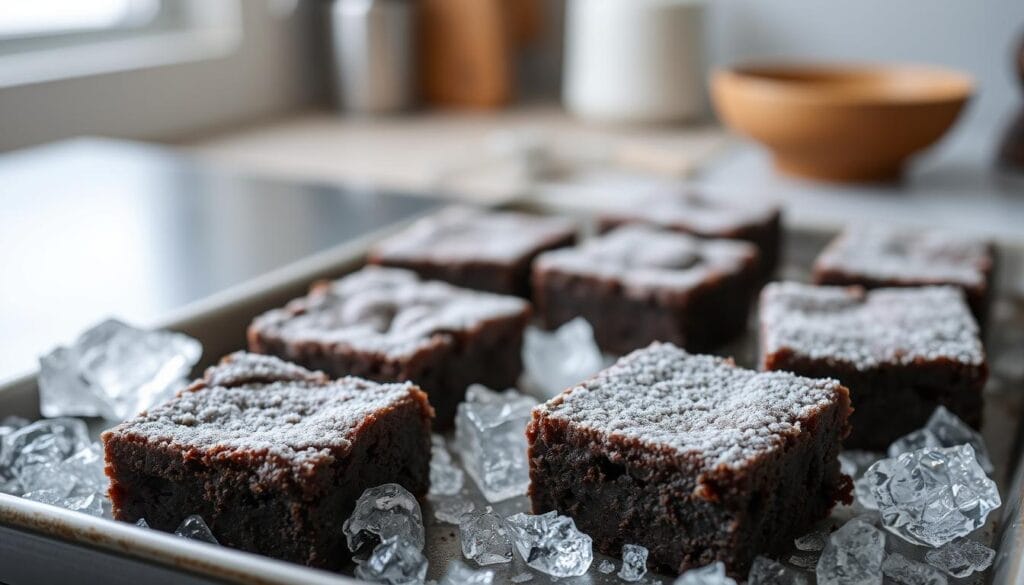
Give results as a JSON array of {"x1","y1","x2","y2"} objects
[
  {"x1": 38, "y1": 319, "x2": 201, "y2": 421},
  {"x1": 454, "y1": 384, "x2": 537, "y2": 502},
  {"x1": 0, "y1": 417, "x2": 107, "y2": 516},
  {"x1": 345, "y1": 484, "x2": 428, "y2": 585},
  {"x1": 887, "y1": 407, "x2": 993, "y2": 473},
  {"x1": 506, "y1": 511, "x2": 593, "y2": 577},
  {"x1": 863, "y1": 444, "x2": 1000, "y2": 547},
  {"x1": 521, "y1": 318, "x2": 604, "y2": 398}
]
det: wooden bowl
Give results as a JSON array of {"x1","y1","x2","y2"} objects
[{"x1": 710, "y1": 63, "x2": 973, "y2": 182}]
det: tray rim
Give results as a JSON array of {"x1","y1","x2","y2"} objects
[{"x1": 1, "y1": 200, "x2": 1022, "y2": 585}]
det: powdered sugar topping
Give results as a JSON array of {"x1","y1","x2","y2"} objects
[
  {"x1": 371, "y1": 207, "x2": 576, "y2": 263},
  {"x1": 108, "y1": 352, "x2": 422, "y2": 473},
  {"x1": 250, "y1": 267, "x2": 529, "y2": 359},
  {"x1": 203, "y1": 351, "x2": 328, "y2": 388},
  {"x1": 760, "y1": 282, "x2": 984, "y2": 369},
  {"x1": 815, "y1": 224, "x2": 992, "y2": 286},
  {"x1": 534, "y1": 225, "x2": 756, "y2": 294},
  {"x1": 536, "y1": 343, "x2": 844, "y2": 470}
]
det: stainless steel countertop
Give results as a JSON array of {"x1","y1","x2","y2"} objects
[{"x1": 0, "y1": 137, "x2": 442, "y2": 385}]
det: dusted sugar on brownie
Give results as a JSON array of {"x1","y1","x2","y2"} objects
[
  {"x1": 598, "y1": 191, "x2": 781, "y2": 278},
  {"x1": 813, "y1": 224, "x2": 995, "y2": 326},
  {"x1": 368, "y1": 207, "x2": 577, "y2": 298},
  {"x1": 248, "y1": 266, "x2": 530, "y2": 426},
  {"x1": 532, "y1": 225, "x2": 759, "y2": 355},
  {"x1": 527, "y1": 342, "x2": 851, "y2": 577},
  {"x1": 760, "y1": 282, "x2": 987, "y2": 450},
  {"x1": 102, "y1": 352, "x2": 433, "y2": 570}
]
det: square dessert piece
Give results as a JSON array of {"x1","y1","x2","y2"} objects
[
  {"x1": 102, "y1": 352, "x2": 433, "y2": 570},
  {"x1": 368, "y1": 207, "x2": 577, "y2": 298},
  {"x1": 527, "y1": 342, "x2": 852, "y2": 576},
  {"x1": 532, "y1": 225, "x2": 759, "y2": 355},
  {"x1": 760, "y1": 282, "x2": 988, "y2": 450},
  {"x1": 248, "y1": 266, "x2": 530, "y2": 426},
  {"x1": 598, "y1": 191, "x2": 782, "y2": 278},
  {"x1": 813, "y1": 225, "x2": 995, "y2": 326}
]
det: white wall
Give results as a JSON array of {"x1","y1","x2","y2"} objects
[
  {"x1": 706, "y1": 0, "x2": 1024, "y2": 157},
  {"x1": 0, "y1": 1, "x2": 328, "y2": 152}
]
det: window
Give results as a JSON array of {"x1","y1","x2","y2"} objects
[
  {"x1": 0, "y1": 0, "x2": 241, "y2": 88},
  {"x1": 0, "y1": 0, "x2": 160, "y2": 39}
]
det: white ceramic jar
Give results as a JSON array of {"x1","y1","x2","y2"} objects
[{"x1": 563, "y1": 0, "x2": 707, "y2": 124}]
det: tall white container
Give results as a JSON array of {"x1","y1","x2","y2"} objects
[{"x1": 563, "y1": 0, "x2": 707, "y2": 124}]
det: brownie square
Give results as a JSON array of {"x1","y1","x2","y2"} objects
[
  {"x1": 527, "y1": 342, "x2": 852, "y2": 577},
  {"x1": 812, "y1": 225, "x2": 995, "y2": 326},
  {"x1": 368, "y1": 207, "x2": 577, "y2": 298},
  {"x1": 598, "y1": 191, "x2": 782, "y2": 278},
  {"x1": 532, "y1": 225, "x2": 760, "y2": 355},
  {"x1": 102, "y1": 352, "x2": 433, "y2": 570},
  {"x1": 248, "y1": 267, "x2": 531, "y2": 426},
  {"x1": 759, "y1": 282, "x2": 988, "y2": 450}
]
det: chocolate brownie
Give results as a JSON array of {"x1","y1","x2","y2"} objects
[
  {"x1": 527, "y1": 342, "x2": 851, "y2": 577},
  {"x1": 368, "y1": 207, "x2": 576, "y2": 298},
  {"x1": 598, "y1": 191, "x2": 782, "y2": 278},
  {"x1": 102, "y1": 352, "x2": 433, "y2": 570},
  {"x1": 760, "y1": 282, "x2": 988, "y2": 450},
  {"x1": 532, "y1": 225, "x2": 760, "y2": 355},
  {"x1": 248, "y1": 267, "x2": 530, "y2": 426},
  {"x1": 813, "y1": 224, "x2": 995, "y2": 326}
]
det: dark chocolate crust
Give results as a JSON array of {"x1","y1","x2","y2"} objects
[
  {"x1": 248, "y1": 308, "x2": 528, "y2": 427},
  {"x1": 526, "y1": 345, "x2": 852, "y2": 577},
  {"x1": 532, "y1": 250, "x2": 759, "y2": 356},
  {"x1": 763, "y1": 350, "x2": 986, "y2": 450},
  {"x1": 102, "y1": 354, "x2": 433, "y2": 570},
  {"x1": 370, "y1": 231, "x2": 576, "y2": 298}
]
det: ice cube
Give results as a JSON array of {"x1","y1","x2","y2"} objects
[
  {"x1": 0, "y1": 417, "x2": 91, "y2": 494},
  {"x1": 344, "y1": 484, "x2": 425, "y2": 556},
  {"x1": 864, "y1": 445, "x2": 1000, "y2": 547},
  {"x1": 433, "y1": 498, "x2": 474, "y2": 525},
  {"x1": 887, "y1": 407, "x2": 993, "y2": 473},
  {"x1": 599, "y1": 559, "x2": 616, "y2": 574},
  {"x1": 924, "y1": 538, "x2": 995, "y2": 578},
  {"x1": 429, "y1": 435, "x2": 464, "y2": 497},
  {"x1": 673, "y1": 562, "x2": 737, "y2": 585},
  {"x1": 136, "y1": 518, "x2": 150, "y2": 528},
  {"x1": 459, "y1": 511, "x2": 513, "y2": 565},
  {"x1": 38, "y1": 319, "x2": 201, "y2": 421},
  {"x1": 748, "y1": 556, "x2": 809, "y2": 585},
  {"x1": 175, "y1": 515, "x2": 218, "y2": 544},
  {"x1": 793, "y1": 529, "x2": 828, "y2": 552},
  {"x1": 617, "y1": 544, "x2": 648, "y2": 582},
  {"x1": 882, "y1": 552, "x2": 947, "y2": 585},
  {"x1": 355, "y1": 535, "x2": 427, "y2": 585},
  {"x1": 438, "y1": 560, "x2": 494, "y2": 585},
  {"x1": 510, "y1": 573, "x2": 533, "y2": 583},
  {"x1": 506, "y1": 511, "x2": 592, "y2": 577},
  {"x1": 522, "y1": 319, "x2": 604, "y2": 397},
  {"x1": 815, "y1": 518, "x2": 885, "y2": 585},
  {"x1": 454, "y1": 385, "x2": 537, "y2": 502}
]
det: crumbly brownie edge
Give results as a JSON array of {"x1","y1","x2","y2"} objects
[
  {"x1": 102, "y1": 387, "x2": 433, "y2": 569},
  {"x1": 526, "y1": 385, "x2": 851, "y2": 577}
]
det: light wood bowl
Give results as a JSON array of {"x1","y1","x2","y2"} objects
[{"x1": 711, "y1": 63, "x2": 974, "y2": 182}]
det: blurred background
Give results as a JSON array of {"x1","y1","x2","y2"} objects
[{"x1": 1, "y1": 0, "x2": 1024, "y2": 383}]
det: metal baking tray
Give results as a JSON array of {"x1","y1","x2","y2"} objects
[{"x1": 2, "y1": 201, "x2": 1022, "y2": 585}]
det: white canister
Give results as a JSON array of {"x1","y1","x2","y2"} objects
[{"x1": 563, "y1": 0, "x2": 707, "y2": 124}]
